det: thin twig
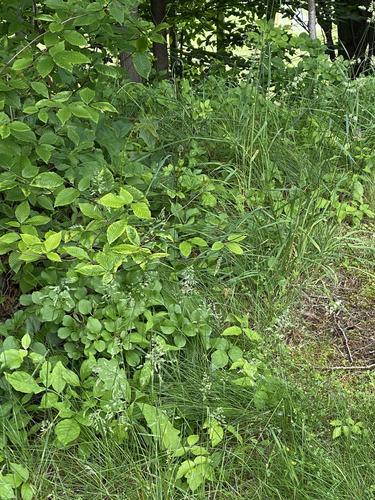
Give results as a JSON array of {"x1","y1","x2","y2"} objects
[
  {"x1": 313, "y1": 364, "x2": 375, "y2": 371},
  {"x1": 334, "y1": 311, "x2": 353, "y2": 363}
]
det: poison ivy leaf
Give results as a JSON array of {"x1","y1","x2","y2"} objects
[
  {"x1": 54, "y1": 188, "x2": 79, "y2": 206},
  {"x1": 21, "y1": 483, "x2": 34, "y2": 500},
  {"x1": 10, "y1": 462, "x2": 29, "y2": 482},
  {"x1": 55, "y1": 418, "x2": 80, "y2": 445}
]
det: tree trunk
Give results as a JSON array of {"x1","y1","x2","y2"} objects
[
  {"x1": 336, "y1": 0, "x2": 372, "y2": 76},
  {"x1": 119, "y1": 5, "x2": 142, "y2": 82},
  {"x1": 216, "y1": 9, "x2": 225, "y2": 53},
  {"x1": 151, "y1": 0, "x2": 169, "y2": 75},
  {"x1": 319, "y1": 19, "x2": 336, "y2": 60},
  {"x1": 308, "y1": 0, "x2": 317, "y2": 40}
]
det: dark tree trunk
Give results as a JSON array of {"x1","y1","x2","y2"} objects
[
  {"x1": 119, "y1": 5, "x2": 142, "y2": 82},
  {"x1": 151, "y1": 0, "x2": 169, "y2": 75},
  {"x1": 336, "y1": 0, "x2": 373, "y2": 76},
  {"x1": 319, "y1": 19, "x2": 336, "y2": 60}
]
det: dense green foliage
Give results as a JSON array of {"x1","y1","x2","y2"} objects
[{"x1": 1, "y1": 1, "x2": 375, "y2": 499}]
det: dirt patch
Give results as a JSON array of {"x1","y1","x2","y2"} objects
[{"x1": 284, "y1": 271, "x2": 375, "y2": 369}]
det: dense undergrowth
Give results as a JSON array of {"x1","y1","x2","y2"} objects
[{"x1": 2, "y1": 15, "x2": 375, "y2": 497}]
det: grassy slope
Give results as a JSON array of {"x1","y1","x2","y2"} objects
[{"x1": 6, "y1": 74, "x2": 375, "y2": 498}]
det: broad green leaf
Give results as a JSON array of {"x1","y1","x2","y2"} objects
[
  {"x1": 332, "y1": 426, "x2": 342, "y2": 439},
  {"x1": 57, "y1": 106, "x2": 72, "y2": 125},
  {"x1": 54, "y1": 188, "x2": 79, "y2": 207},
  {"x1": 139, "y1": 403, "x2": 182, "y2": 452},
  {"x1": 12, "y1": 55, "x2": 33, "y2": 71},
  {"x1": 98, "y1": 193, "x2": 126, "y2": 209},
  {"x1": 222, "y1": 326, "x2": 242, "y2": 336},
  {"x1": 176, "y1": 460, "x2": 195, "y2": 479},
  {"x1": 0, "y1": 232, "x2": 20, "y2": 244},
  {"x1": 211, "y1": 350, "x2": 229, "y2": 369},
  {"x1": 133, "y1": 52, "x2": 152, "y2": 79},
  {"x1": 31, "y1": 172, "x2": 64, "y2": 189},
  {"x1": 53, "y1": 51, "x2": 90, "y2": 71},
  {"x1": 212, "y1": 241, "x2": 224, "y2": 251},
  {"x1": 55, "y1": 419, "x2": 80, "y2": 445},
  {"x1": 179, "y1": 241, "x2": 192, "y2": 258},
  {"x1": 31, "y1": 81, "x2": 49, "y2": 98},
  {"x1": 109, "y1": 0, "x2": 125, "y2": 23},
  {"x1": 15, "y1": 201, "x2": 30, "y2": 223},
  {"x1": 0, "y1": 480, "x2": 15, "y2": 499},
  {"x1": 63, "y1": 246, "x2": 89, "y2": 260},
  {"x1": 63, "y1": 30, "x2": 87, "y2": 47},
  {"x1": 79, "y1": 88, "x2": 95, "y2": 104},
  {"x1": 226, "y1": 242, "x2": 244, "y2": 255},
  {"x1": 36, "y1": 144, "x2": 54, "y2": 163},
  {"x1": 44, "y1": 232, "x2": 62, "y2": 252},
  {"x1": 0, "y1": 349, "x2": 27, "y2": 370},
  {"x1": 21, "y1": 483, "x2": 34, "y2": 500},
  {"x1": 36, "y1": 56, "x2": 54, "y2": 77},
  {"x1": 190, "y1": 237, "x2": 208, "y2": 247},
  {"x1": 79, "y1": 202, "x2": 102, "y2": 219},
  {"x1": 10, "y1": 462, "x2": 29, "y2": 482},
  {"x1": 107, "y1": 219, "x2": 127, "y2": 244},
  {"x1": 78, "y1": 299, "x2": 92, "y2": 315},
  {"x1": 132, "y1": 202, "x2": 151, "y2": 219},
  {"x1": 87, "y1": 317, "x2": 102, "y2": 334},
  {"x1": 5, "y1": 371, "x2": 43, "y2": 393}
]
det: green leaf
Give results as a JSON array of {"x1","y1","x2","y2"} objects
[
  {"x1": 109, "y1": 0, "x2": 125, "y2": 23},
  {"x1": 332, "y1": 426, "x2": 342, "y2": 439},
  {"x1": 139, "y1": 403, "x2": 182, "y2": 452},
  {"x1": 36, "y1": 144, "x2": 54, "y2": 163},
  {"x1": 0, "y1": 349, "x2": 27, "y2": 370},
  {"x1": 15, "y1": 201, "x2": 30, "y2": 223},
  {"x1": 107, "y1": 219, "x2": 127, "y2": 244},
  {"x1": 222, "y1": 326, "x2": 242, "y2": 336},
  {"x1": 55, "y1": 419, "x2": 80, "y2": 446},
  {"x1": 63, "y1": 30, "x2": 87, "y2": 47},
  {"x1": 44, "y1": 232, "x2": 62, "y2": 252},
  {"x1": 10, "y1": 462, "x2": 29, "y2": 482},
  {"x1": 21, "y1": 483, "x2": 34, "y2": 500},
  {"x1": 212, "y1": 241, "x2": 224, "y2": 251},
  {"x1": 87, "y1": 317, "x2": 102, "y2": 334},
  {"x1": 211, "y1": 350, "x2": 229, "y2": 369},
  {"x1": 79, "y1": 88, "x2": 95, "y2": 104},
  {"x1": 5, "y1": 371, "x2": 43, "y2": 393},
  {"x1": 31, "y1": 81, "x2": 49, "y2": 98},
  {"x1": 133, "y1": 52, "x2": 152, "y2": 79},
  {"x1": 31, "y1": 172, "x2": 64, "y2": 189},
  {"x1": 176, "y1": 460, "x2": 195, "y2": 479},
  {"x1": 63, "y1": 246, "x2": 90, "y2": 260},
  {"x1": 190, "y1": 237, "x2": 207, "y2": 247},
  {"x1": 36, "y1": 56, "x2": 54, "y2": 77},
  {"x1": 98, "y1": 193, "x2": 127, "y2": 209},
  {"x1": 79, "y1": 202, "x2": 102, "y2": 219},
  {"x1": 132, "y1": 202, "x2": 151, "y2": 219},
  {"x1": 12, "y1": 55, "x2": 33, "y2": 71},
  {"x1": 78, "y1": 299, "x2": 92, "y2": 315},
  {"x1": 54, "y1": 188, "x2": 79, "y2": 207},
  {"x1": 57, "y1": 106, "x2": 72, "y2": 126},
  {"x1": 187, "y1": 435, "x2": 200, "y2": 446},
  {"x1": 53, "y1": 51, "x2": 90, "y2": 71},
  {"x1": 0, "y1": 480, "x2": 15, "y2": 499},
  {"x1": 179, "y1": 241, "x2": 192, "y2": 258},
  {"x1": 226, "y1": 242, "x2": 244, "y2": 255}
]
